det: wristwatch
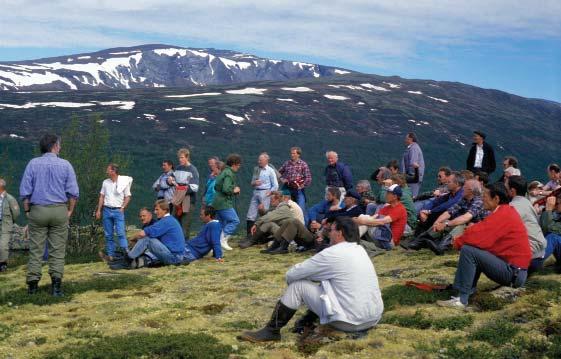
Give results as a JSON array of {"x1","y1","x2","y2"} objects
[{"x1": 444, "y1": 220, "x2": 450, "y2": 228}]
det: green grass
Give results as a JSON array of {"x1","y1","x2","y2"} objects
[
  {"x1": 43, "y1": 332, "x2": 235, "y2": 359},
  {"x1": 1, "y1": 244, "x2": 561, "y2": 358}
]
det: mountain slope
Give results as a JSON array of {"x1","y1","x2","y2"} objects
[
  {"x1": 0, "y1": 44, "x2": 352, "y2": 91},
  {"x1": 1, "y1": 73, "x2": 560, "y2": 223}
]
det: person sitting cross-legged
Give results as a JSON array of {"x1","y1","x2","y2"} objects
[
  {"x1": 437, "y1": 183, "x2": 531, "y2": 309},
  {"x1": 353, "y1": 184, "x2": 407, "y2": 253},
  {"x1": 238, "y1": 217, "x2": 384, "y2": 342},
  {"x1": 125, "y1": 199, "x2": 186, "y2": 269},
  {"x1": 184, "y1": 206, "x2": 224, "y2": 263}
]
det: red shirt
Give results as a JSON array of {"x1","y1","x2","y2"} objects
[
  {"x1": 379, "y1": 202, "x2": 407, "y2": 245},
  {"x1": 454, "y1": 205, "x2": 531, "y2": 269}
]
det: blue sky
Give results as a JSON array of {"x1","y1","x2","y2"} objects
[{"x1": 1, "y1": 0, "x2": 560, "y2": 102}]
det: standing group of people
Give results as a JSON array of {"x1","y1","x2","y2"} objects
[{"x1": 1, "y1": 129, "x2": 560, "y2": 344}]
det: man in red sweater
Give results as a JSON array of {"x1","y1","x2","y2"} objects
[{"x1": 437, "y1": 182, "x2": 531, "y2": 309}]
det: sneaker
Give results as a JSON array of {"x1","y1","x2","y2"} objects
[{"x1": 436, "y1": 296, "x2": 466, "y2": 309}]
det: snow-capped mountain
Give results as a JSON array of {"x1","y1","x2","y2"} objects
[{"x1": 0, "y1": 44, "x2": 353, "y2": 91}]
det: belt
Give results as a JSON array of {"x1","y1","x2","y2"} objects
[
  {"x1": 104, "y1": 206, "x2": 121, "y2": 210},
  {"x1": 254, "y1": 188, "x2": 269, "y2": 191}
]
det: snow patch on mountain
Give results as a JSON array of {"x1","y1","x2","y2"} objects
[
  {"x1": 334, "y1": 69, "x2": 351, "y2": 74},
  {"x1": 189, "y1": 117, "x2": 208, "y2": 122},
  {"x1": 225, "y1": 88, "x2": 267, "y2": 95},
  {"x1": 225, "y1": 113, "x2": 245, "y2": 125},
  {"x1": 165, "y1": 107, "x2": 192, "y2": 111},
  {"x1": 408, "y1": 91, "x2": 423, "y2": 95},
  {"x1": 277, "y1": 98, "x2": 296, "y2": 102},
  {"x1": 383, "y1": 82, "x2": 401, "y2": 88},
  {"x1": 324, "y1": 94, "x2": 349, "y2": 100},
  {"x1": 361, "y1": 83, "x2": 390, "y2": 91},
  {"x1": 427, "y1": 96, "x2": 449, "y2": 103},
  {"x1": 281, "y1": 86, "x2": 314, "y2": 92}
]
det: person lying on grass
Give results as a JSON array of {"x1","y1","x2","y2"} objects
[
  {"x1": 238, "y1": 216, "x2": 383, "y2": 343},
  {"x1": 125, "y1": 199, "x2": 186, "y2": 268},
  {"x1": 437, "y1": 182, "x2": 531, "y2": 309}
]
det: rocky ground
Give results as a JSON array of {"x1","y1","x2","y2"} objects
[{"x1": 1, "y1": 237, "x2": 560, "y2": 359}]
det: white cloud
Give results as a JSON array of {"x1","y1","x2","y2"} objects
[{"x1": 0, "y1": 1, "x2": 559, "y2": 68}]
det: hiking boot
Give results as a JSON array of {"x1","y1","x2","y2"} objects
[
  {"x1": 292, "y1": 310, "x2": 319, "y2": 334},
  {"x1": 268, "y1": 240, "x2": 289, "y2": 255},
  {"x1": 238, "y1": 236, "x2": 257, "y2": 249},
  {"x1": 220, "y1": 233, "x2": 233, "y2": 251},
  {"x1": 436, "y1": 296, "x2": 466, "y2": 310},
  {"x1": 0, "y1": 262, "x2": 7, "y2": 272},
  {"x1": 238, "y1": 301, "x2": 297, "y2": 342},
  {"x1": 425, "y1": 238, "x2": 444, "y2": 256},
  {"x1": 27, "y1": 280, "x2": 39, "y2": 295},
  {"x1": 51, "y1": 277, "x2": 64, "y2": 297},
  {"x1": 261, "y1": 239, "x2": 281, "y2": 254},
  {"x1": 402, "y1": 235, "x2": 428, "y2": 250}
]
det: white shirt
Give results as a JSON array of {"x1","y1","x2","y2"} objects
[
  {"x1": 286, "y1": 241, "x2": 383, "y2": 325},
  {"x1": 100, "y1": 175, "x2": 133, "y2": 207},
  {"x1": 474, "y1": 144, "x2": 484, "y2": 168}
]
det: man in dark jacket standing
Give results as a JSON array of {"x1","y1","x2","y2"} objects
[{"x1": 466, "y1": 131, "x2": 496, "y2": 175}]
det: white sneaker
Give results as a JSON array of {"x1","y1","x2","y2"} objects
[
  {"x1": 436, "y1": 296, "x2": 466, "y2": 309},
  {"x1": 220, "y1": 232, "x2": 233, "y2": 251}
]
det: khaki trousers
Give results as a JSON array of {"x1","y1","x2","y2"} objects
[{"x1": 27, "y1": 204, "x2": 68, "y2": 282}]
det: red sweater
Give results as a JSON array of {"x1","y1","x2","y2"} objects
[{"x1": 453, "y1": 205, "x2": 531, "y2": 269}]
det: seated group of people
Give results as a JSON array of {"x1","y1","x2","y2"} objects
[{"x1": 109, "y1": 200, "x2": 224, "y2": 269}]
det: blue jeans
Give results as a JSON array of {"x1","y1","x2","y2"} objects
[
  {"x1": 545, "y1": 233, "x2": 561, "y2": 263},
  {"x1": 291, "y1": 189, "x2": 308, "y2": 224},
  {"x1": 102, "y1": 207, "x2": 127, "y2": 257},
  {"x1": 216, "y1": 208, "x2": 240, "y2": 236},
  {"x1": 183, "y1": 247, "x2": 198, "y2": 263},
  {"x1": 414, "y1": 198, "x2": 433, "y2": 214},
  {"x1": 454, "y1": 245, "x2": 527, "y2": 305},
  {"x1": 128, "y1": 237, "x2": 181, "y2": 265},
  {"x1": 366, "y1": 203, "x2": 381, "y2": 215}
]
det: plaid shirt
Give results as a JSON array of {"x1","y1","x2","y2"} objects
[
  {"x1": 447, "y1": 195, "x2": 488, "y2": 223},
  {"x1": 279, "y1": 159, "x2": 312, "y2": 188}
]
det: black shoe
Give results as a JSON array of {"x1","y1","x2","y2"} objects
[
  {"x1": 27, "y1": 280, "x2": 39, "y2": 295},
  {"x1": 403, "y1": 235, "x2": 428, "y2": 250},
  {"x1": 239, "y1": 236, "x2": 257, "y2": 249},
  {"x1": 51, "y1": 277, "x2": 64, "y2": 297},
  {"x1": 292, "y1": 310, "x2": 319, "y2": 334},
  {"x1": 425, "y1": 238, "x2": 443, "y2": 255},
  {"x1": 238, "y1": 301, "x2": 297, "y2": 342},
  {"x1": 0, "y1": 262, "x2": 7, "y2": 272},
  {"x1": 268, "y1": 240, "x2": 289, "y2": 255},
  {"x1": 261, "y1": 240, "x2": 281, "y2": 254}
]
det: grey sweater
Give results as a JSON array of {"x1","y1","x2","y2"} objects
[{"x1": 510, "y1": 196, "x2": 546, "y2": 259}]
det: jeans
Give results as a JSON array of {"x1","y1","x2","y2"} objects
[
  {"x1": 102, "y1": 207, "x2": 128, "y2": 257},
  {"x1": 366, "y1": 203, "x2": 380, "y2": 215},
  {"x1": 544, "y1": 233, "x2": 561, "y2": 262},
  {"x1": 246, "y1": 190, "x2": 271, "y2": 221},
  {"x1": 216, "y1": 208, "x2": 240, "y2": 236},
  {"x1": 290, "y1": 188, "x2": 308, "y2": 224},
  {"x1": 128, "y1": 237, "x2": 181, "y2": 265},
  {"x1": 183, "y1": 247, "x2": 198, "y2": 263},
  {"x1": 414, "y1": 198, "x2": 433, "y2": 214},
  {"x1": 454, "y1": 245, "x2": 527, "y2": 305}
]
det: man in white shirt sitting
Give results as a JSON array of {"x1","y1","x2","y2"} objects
[{"x1": 238, "y1": 217, "x2": 384, "y2": 342}]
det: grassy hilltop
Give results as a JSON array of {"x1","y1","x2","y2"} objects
[{"x1": 1, "y1": 237, "x2": 561, "y2": 359}]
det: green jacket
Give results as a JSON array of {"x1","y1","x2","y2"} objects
[
  {"x1": 540, "y1": 210, "x2": 561, "y2": 235},
  {"x1": 212, "y1": 167, "x2": 237, "y2": 210},
  {"x1": 255, "y1": 202, "x2": 294, "y2": 229},
  {"x1": 1, "y1": 192, "x2": 19, "y2": 233},
  {"x1": 401, "y1": 187, "x2": 418, "y2": 229}
]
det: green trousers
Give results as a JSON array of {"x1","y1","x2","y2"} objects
[
  {"x1": 27, "y1": 204, "x2": 68, "y2": 282},
  {"x1": 0, "y1": 222, "x2": 11, "y2": 263}
]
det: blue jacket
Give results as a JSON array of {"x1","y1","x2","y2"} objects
[
  {"x1": 429, "y1": 188, "x2": 464, "y2": 214},
  {"x1": 204, "y1": 175, "x2": 217, "y2": 206},
  {"x1": 324, "y1": 162, "x2": 353, "y2": 190},
  {"x1": 143, "y1": 215, "x2": 185, "y2": 255},
  {"x1": 185, "y1": 220, "x2": 223, "y2": 259}
]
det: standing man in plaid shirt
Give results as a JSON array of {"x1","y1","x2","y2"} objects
[{"x1": 279, "y1": 147, "x2": 312, "y2": 224}]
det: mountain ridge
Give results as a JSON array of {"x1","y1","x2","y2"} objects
[{"x1": 0, "y1": 44, "x2": 354, "y2": 91}]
